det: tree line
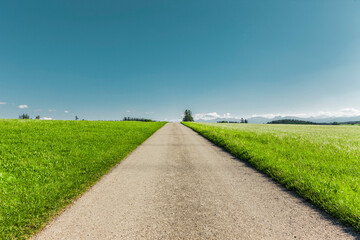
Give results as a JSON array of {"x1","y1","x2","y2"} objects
[
  {"x1": 19, "y1": 113, "x2": 41, "y2": 119},
  {"x1": 123, "y1": 117, "x2": 154, "y2": 122},
  {"x1": 217, "y1": 118, "x2": 248, "y2": 124},
  {"x1": 267, "y1": 119, "x2": 349, "y2": 125},
  {"x1": 19, "y1": 113, "x2": 81, "y2": 120},
  {"x1": 18, "y1": 113, "x2": 155, "y2": 122}
]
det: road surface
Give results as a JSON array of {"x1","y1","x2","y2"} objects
[{"x1": 33, "y1": 123, "x2": 358, "y2": 239}]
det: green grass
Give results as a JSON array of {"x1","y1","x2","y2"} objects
[
  {"x1": 0, "y1": 119, "x2": 165, "y2": 239},
  {"x1": 183, "y1": 122, "x2": 360, "y2": 232}
]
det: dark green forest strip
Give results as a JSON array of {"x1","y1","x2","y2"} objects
[
  {"x1": 183, "y1": 122, "x2": 360, "y2": 232},
  {"x1": 0, "y1": 120, "x2": 165, "y2": 239}
]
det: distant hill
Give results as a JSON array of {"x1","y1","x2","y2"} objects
[
  {"x1": 248, "y1": 115, "x2": 360, "y2": 124},
  {"x1": 196, "y1": 115, "x2": 360, "y2": 124},
  {"x1": 340, "y1": 121, "x2": 360, "y2": 125},
  {"x1": 267, "y1": 119, "x2": 319, "y2": 125},
  {"x1": 267, "y1": 119, "x2": 360, "y2": 125}
]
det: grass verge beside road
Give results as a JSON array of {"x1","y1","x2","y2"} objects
[
  {"x1": 0, "y1": 120, "x2": 165, "y2": 239},
  {"x1": 183, "y1": 122, "x2": 360, "y2": 232}
]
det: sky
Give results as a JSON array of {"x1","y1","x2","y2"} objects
[{"x1": 1, "y1": 0, "x2": 360, "y2": 121}]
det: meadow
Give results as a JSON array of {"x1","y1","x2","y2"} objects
[
  {"x1": 182, "y1": 122, "x2": 360, "y2": 232},
  {"x1": 0, "y1": 119, "x2": 165, "y2": 239}
]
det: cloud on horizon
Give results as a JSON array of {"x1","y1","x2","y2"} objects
[
  {"x1": 194, "y1": 112, "x2": 233, "y2": 121},
  {"x1": 0, "y1": 102, "x2": 6, "y2": 105},
  {"x1": 18, "y1": 105, "x2": 28, "y2": 109},
  {"x1": 195, "y1": 108, "x2": 360, "y2": 121},
  {"x1": 164, "y1": 118, "x2": 182, "y2": 122},
  {"x1": 64, "y1": 110, "x2": 69, "y2": 113},
  {"x1": 251, "y1": 108, "x2": 360, "y2": 119},
  {"x1": 40, "y1": 117, "x2": 53, "y2": 120}
]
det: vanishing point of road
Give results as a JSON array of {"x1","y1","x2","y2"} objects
[{"x1": 33, "y1": 123, "x2": 358, "y2": 240}]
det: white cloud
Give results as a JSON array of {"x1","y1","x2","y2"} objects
[
  {"x1": 64, "y1": 110, "x2": 69, "y2": 113},
  {"x1": 18, "y1": 105, "x2": 28, "y2": 109},
  {"x1": 0, "y1": 102, "x2": 6, "y2": 105},
  {"x1": 48, "y1": 109, "x2": 56, "y2": 112},
  {"x1": 194, "y1": 112, "x2": 220, "y2": 121},
  {"x1": 40, "y1": 117, "x2": 53, "y2": 120},
  {"x1": 165, "y1": 118, "x2": 182, "y2": 122},
  {"x1": 194, "y1": 112, "x2": 237, "y2": 121},
  {"x1": 126, "y1": 110, "x2": 131, "y2": 113},
  {"x1": 251, "y1": 108, "x2": 360, "y2": 119}
]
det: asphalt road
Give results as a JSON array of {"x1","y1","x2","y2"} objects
[{"x1": 33, "y1": 123, "x2": 358, "y2": 239}]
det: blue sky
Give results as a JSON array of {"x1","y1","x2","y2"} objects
[{"x1": 1, "y1": 0, "x2": 360, "y2": 121}]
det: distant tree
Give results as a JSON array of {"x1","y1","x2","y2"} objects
[
  {"x1": 267, "y1": 119, "x2": 319, "y2": 125},
  {"x1": 183, "y1": 109, "x2": 194, "y2": 122},
  {"x1": 19, "y1": 113, "x2": 30, "y2": 119},
  {"x1": 35, "y1": 115, "x2": 40, "y2": 119},
  {"x1": 217, "y1": 120, "x2": 229, "y2": 123},
  {"x1": 75, "y1": 116, "x2": 79, "y2": 120},
  {"x1": 244, "y1": 119, "x2": 248, "y2": 124},
  {"x1": 241, "y1": 118, "x2": 244, "y2": 123},
  {"x1": 123, "y1": 117, "x2": 153, "y2": 122}
]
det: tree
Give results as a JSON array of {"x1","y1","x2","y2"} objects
[
  {"x1": 123, "y1": 117, "x2": 153, "y2": 122},
  {"x1": 183, "y1": 109, "x2": 194, "y2": 122},
  {"x1": 75, "y1": 116, "x2": 79, "y2": 120},
  {"x1": 241, "y1": 118, "x2": 244, "y2": 123},
  {"x1": 19, "y1": 113, "x2": 30, "y2": 119},
  {"x1": 35, "y1": 115, "x2": 40, "y2": 119},
  {"x1": 244, "y1": 119, "x2": 248, "y2": 124}
]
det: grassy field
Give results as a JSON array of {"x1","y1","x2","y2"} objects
[
  {"x1": 183, "y1": 122, "x2": 360, "y2": 232},
  {"x1": 0, "y1": 119, "x2": 165, "y2": 239}
]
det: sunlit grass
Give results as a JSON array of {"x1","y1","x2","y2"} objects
[
  {"x1": 0, "y1": 119, "x2": 165, "y2": 239},
  {"x1": 183, "y1": 122, "x2": 360, "y2": 232}
]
